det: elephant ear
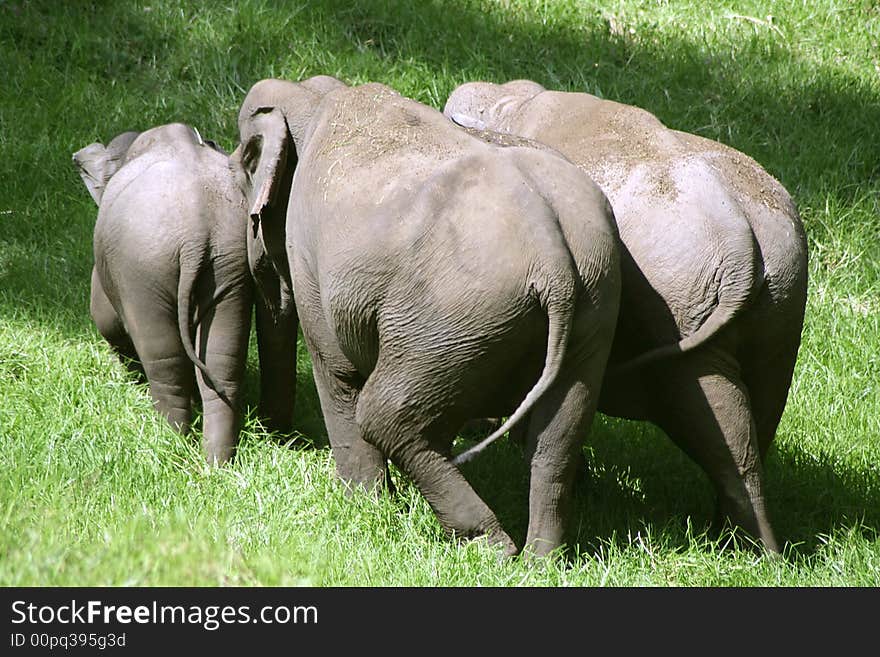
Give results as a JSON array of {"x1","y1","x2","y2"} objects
[
  {"x1": 243, "y1": 107, "x2": 292, "y2": 228},
  {"x1": 72, "y1": 131, "x2": 139, "y2": 205},
  {"x1": 72, "y1": 142, "x2": 111, "y2": 205},
  {"x1": 449, "y1": 113, "x2": 487, "y2": 131}
]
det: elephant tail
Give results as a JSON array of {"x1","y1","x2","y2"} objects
[
  {"x1": 609, "y1": 246, "x2": 761, "y2": 377},
  {"x1": 609, "y1": 304, "x2": 738, "y2": 376},
  {"x1": 452, "y1": 272, "x2": 575, "y2": 467},
  {"x1": 177, "y1": 261, "x2": 231, "y2": 405}
]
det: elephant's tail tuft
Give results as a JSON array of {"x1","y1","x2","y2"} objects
[
  {"x1": 177, "y1": 261, "x2": 232, "y2": 406},
  {"x1": 452, "y1": 270, "x2": 575, "y2": 467}
]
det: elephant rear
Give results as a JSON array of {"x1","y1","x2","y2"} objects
[
  {"x1": 234, "y1": 76, "x2": 625, "y2": 555},
  {"x1": 355, "y1": 148, "x2": 621, "y2": 555},
  {"x1": 77, "y1": 124, "x2": 253, "y2": 466}
]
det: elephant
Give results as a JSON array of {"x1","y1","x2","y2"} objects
[
  {"x1": 73, "y1": 122, "x2": 297, "y2": 465},
  {"x1": 231, "y1": 75, "x2": 622, "y2": 556},
  {"x1": 444, "y1": 80, "x2": 809, "y2": 553}
]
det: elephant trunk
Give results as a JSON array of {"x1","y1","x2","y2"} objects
[{"x1": 255, "y1": 293, "x2": 298, "y2": 434}]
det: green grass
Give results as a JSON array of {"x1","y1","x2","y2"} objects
[{"x1": 1, "y1": 0, "x2": 878, "y2": 586}]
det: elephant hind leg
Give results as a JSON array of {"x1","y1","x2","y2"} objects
[
  {"x1": 520, "y1": 337, "x2": 609, "y2": 557},
  {"x1": 651, "y1": 354, "x2": 779, "y2": 553},
  {"x1": 126, "y1": 306, "x2": 196, "y2": 437},
  {"x1": 741, "y1": 340, "x2": 802, "y2": 460},
  {"x1": 194, "y1": 286, "x2": 253, "y2": 465},
  {"x1": 355, "y1": 368, "x2": 516, "y2": 555},
  {"x1": 301, "y1": 332, "x2": 389, "y2": 491}
]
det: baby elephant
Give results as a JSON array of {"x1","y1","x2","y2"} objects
[{"x1": 74, "y1": 123, "x2": 259, "y2": 464}]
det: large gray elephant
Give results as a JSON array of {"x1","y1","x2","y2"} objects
[
  {"x1": 232, "y1": 76, "x2": 621, "y2": 556},
  {"x1": 73, "y1": 123, "x2": 296, "y2": 464},
  {"x1": 444, "y1": 80, "x2": 809, "y2": 553}
]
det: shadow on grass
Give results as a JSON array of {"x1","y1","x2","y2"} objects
[{"x1": 460, "y1": 416, "x2": 880, "y2": 559}]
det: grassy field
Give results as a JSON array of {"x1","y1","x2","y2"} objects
[{"x1": 1, "y1": 0, "x2": 878, "y2": 586}]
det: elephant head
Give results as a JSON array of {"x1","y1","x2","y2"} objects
[
  {"x1": 443, "y1": 80, "x2": 546, "y2": 132},
  {"x1": 228, "y1": 76, "x2": 346, "y2": 435},
  {"x1": 236, "y1": 78, "x2": 342, "y2": 242},
  {"x1": 72, "y1": 131, "x2": 140, "y2": 205},
  {"x1": 230, "y1": 76, "x2": 350, "y2": 317}
]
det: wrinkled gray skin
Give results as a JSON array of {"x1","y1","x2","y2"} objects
[
  {"x1": 74, "y1": 123, "x2": 296, "y2": 465},
  {"x1": 233, "y1": 76, "x2": 621, "y2": 556},
  {"x1": 445, "y1": 81, "x2": 809, "y2": 553}
]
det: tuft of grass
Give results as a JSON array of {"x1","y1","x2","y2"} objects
[{"x1": 1, "y1": 0, "x2": 878, "y2": 585}]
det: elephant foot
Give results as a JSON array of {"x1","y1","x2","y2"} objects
[
  {"x1": 712, "y1": 503, "x2": 781, "y2": 556},
  {"x1": 337, "y1": 462, "x2": 393, "y2": 498},
  {"x1": 260, "y1": 404, "x2": 294, "y2": 437},
  {"x1": 202, "y1": 419, "x2": 239, "y2": 466},
  {"x1": 489, "y1": 530, "x2": 519, "y2": 558},
  {"x1": 203, "y1": 442, "x2": 235, "y2": 466},
  {"x1": 458, "y1": 526, "x2": 518, "y2": 559}
]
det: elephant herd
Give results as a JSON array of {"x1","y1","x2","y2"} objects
[{"x1": 72, "y1": 75, "x2": 807, "y2": 558}]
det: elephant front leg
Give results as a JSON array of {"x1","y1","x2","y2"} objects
[
  {"x1": 255, "y1": 295, "x2": 297, "y2": 435},
  {"x1": 307, "y1": 353, "x2": 389, "y2": 491}
]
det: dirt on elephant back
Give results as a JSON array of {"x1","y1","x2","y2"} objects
[
  {"x1": 532, "y1": 92, "x2": 789, "y2": 212},
  {"x1": 318, "y1": 83, "x2": 461, "y2": 164},
  {"x1": 317, "y1": 84, "x2": 401, "y2": 158},
  {"x1": 694, "y1": 139, "x2": 789, "y2": 214},
  {"x1": 538, "y1": 93, "x2": 686, "y2": 202}
]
